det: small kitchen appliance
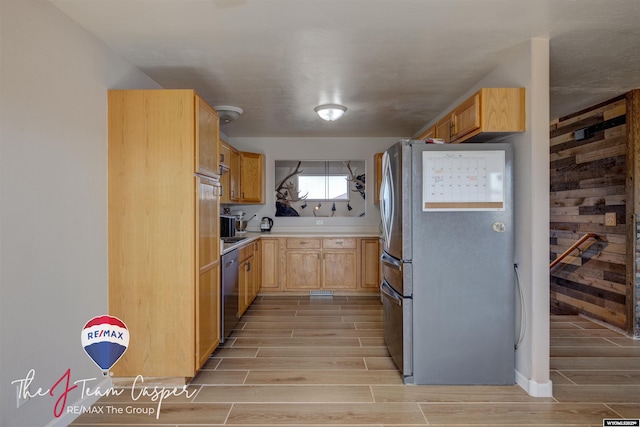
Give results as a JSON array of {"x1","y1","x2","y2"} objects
[
  {"x1": 220, "y1": 215, "x2": 236, "y2": 238},
  {"x1": 234, "y1": 212, "x2": 255, "y2": 233},
  {"x1": 260, "y1": 217, "x2": 273, "y2": 232}
]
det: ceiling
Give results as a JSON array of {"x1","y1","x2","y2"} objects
[{"x1": 49, "y1": 0, "x2": 640, "y2": 138}]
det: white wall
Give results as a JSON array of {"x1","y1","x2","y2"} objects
[
  {"x1": 227, "y1": 137, "x2": 399, "y2": 233},
  {"x1": 0, "y1": 1, "x2": 160, "y2": 425},
  {"x1": 415, "y1": 39, "x2": 551, "y2": 396}
]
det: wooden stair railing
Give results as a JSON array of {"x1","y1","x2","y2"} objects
[{"x1": 550, "y1": 233, "x2": 598, "y2": 269}]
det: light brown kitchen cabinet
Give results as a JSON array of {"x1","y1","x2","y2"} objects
[
  {"x1": 374, "y1": 152, "x2": 383, "y2": 204},
  {"x1": 260, "y1": 236, "x2": 381, "y2": 294},
  {"x1": 435, "y1": 115, "x2": 454, "y2": 143},
  {"x1": 260, "y1": 238, "x2": 281, "y2": 291},
  {"x1": 360, "y1": 238, "x2": 381, "y2": 290},
  {"x1": 452, "y1": 91, "x2": 482, "y2": 141},
  {"x1": 240, "y1": 151, "x2": 264, "y2": 203},
  {"x1": 219, "y1": 139, "x2": 230, "y2": 171},
  {"x1": 197, "y1": 263, "x2": 220, "y2": 367},
  {"x1": 196, "y1": 96, "x2": 220, "y2": 178},
  {"x1": 322, "y1": 238, "x2": 358, "y2": 289},
  {"x1": 228, "y1": 146, "x2": 241, "y2": 202},
  {"x1": 238, "y1": 242, "x2": 256, "y2": 316},
  {"x1": 220, "y1": 168, "x2": 230, "y2": 204},
  {"x1": 219, "y1": 140, "x2": 240, "y2": 204},
  {"x1": 417, "y1": 125, "x2": 436, "y2": 140},
  {"x1": 434, "y1": 88, "x2": 525, "y2": 143},
  {"x1": 253, "y1": 239, "x2": 262, "y2": 297},
  {"x1": 197, "y1": 176, "x2": 221, "y2": 368},
  {"x1": 285, "y1": 238, "x2": 322, "y2": 290},
  {"x1": 219, "y1": 143, "x2": 262, "y2": 205},
  {"x1": 219, "y1": 139, "x2": 230, "y2": 203},
  {"x1": 283, "y1": 238, "x2": 358, "y2": 291},
  {"x1": 108, "y1": 89, "x2": 221, "y2": 379}
]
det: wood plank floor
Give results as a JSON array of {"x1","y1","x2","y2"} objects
[{"x1": 70, "y1": 295, "x2": 640, "y2": 426}]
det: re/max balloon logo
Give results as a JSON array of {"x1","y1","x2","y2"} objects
[{"x1": 81, "y1": 315, "x2": 129, "y2": 375}]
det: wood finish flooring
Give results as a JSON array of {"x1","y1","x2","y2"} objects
[{"x1": 71, "y1": 295, "x2": 640, "y2": 426}]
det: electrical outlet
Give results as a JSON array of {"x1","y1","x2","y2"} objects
[
  {"x1": 605, "y1": 212, "x2": 617, "y2": 227},
  {"x1": 316, "y1": 220, "x2": 323, "y2": 225}
]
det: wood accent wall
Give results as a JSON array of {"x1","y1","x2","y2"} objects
[
  {"x1": 628, "y1": 90, "x2": 640, "y2": 337},
  {"x1": 550, "y1": 94, "x2": 629, "y2": 330}
]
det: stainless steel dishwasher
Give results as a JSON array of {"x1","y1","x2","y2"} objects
[{"x1": 220, "y1": 248, "x2": 239, "y2": 342}]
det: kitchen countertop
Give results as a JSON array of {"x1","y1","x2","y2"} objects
[
  {"x1": 221, "y1": 231, "x2": 382, "y2": 255},
  {"x1": 221, "y1": 233, "x2": 260, "y2": 254}
]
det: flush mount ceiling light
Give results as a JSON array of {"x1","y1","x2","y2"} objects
[
  {"x1": 214, "y1": 105, "x2": 243, "y2": 124},
  {"x1": 314, "y1": 104, "x2": 347, "y2": 121}
]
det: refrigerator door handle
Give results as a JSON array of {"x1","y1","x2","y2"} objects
[
  {"x1": 381, "y1": 251, "x2": 403, "y2": 272},
  {"x1": 380, "y1": 152, "x2": 394, "y2": 245},
  {"x1": 380, "y1": 280, "x2": 402, "y2": 307}
]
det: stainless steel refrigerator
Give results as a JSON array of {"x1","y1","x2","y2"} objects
[{"x1": 379, "y1": 140, "x2": 515, "y2": 385}]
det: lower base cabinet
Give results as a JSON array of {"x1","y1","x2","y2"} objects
[
  {"x1": 260, "y1": 238, "x2": 280, "y2": 291},
  {"x1": 197, "y1": 263, "x2": 220, "y2": 368},
  {"x1": 260, "y1": 236, "x2": 379, "y2": 293},
  {"x1": 360, "y1": 238, "x2": 381, "y2": 290},
  {"x1": 238, "y1": 240, "x2": 261, "y2": 316},
  {"x1": 322, "y1": 238, "x2": 358, "y2": 289},
  {"x1": 286, "y1": 250, "x2": 322, "y2": 289}
]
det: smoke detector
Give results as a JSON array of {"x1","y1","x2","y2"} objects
[{"x1": 214, "y1": 105, "x2": 243, "y2": 124}]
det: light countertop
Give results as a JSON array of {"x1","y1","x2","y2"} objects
[{"x1": 221, "y1": 231, "x2": 382, "y2": 254}]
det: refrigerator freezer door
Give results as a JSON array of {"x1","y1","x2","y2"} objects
[
  {"x1": 380, "y1": 280, "x2": 413, "y2": 379},
  {"x1": 380, "y1": 251, "x2": 404, "y2": 296}
]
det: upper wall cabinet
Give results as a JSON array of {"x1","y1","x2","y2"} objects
[
  {"x1": 219, "y1": 139, "x2": 264, "y2": 205},
  {"x1": 240, "y1": 152, "x2": 265, "y2": 203},
  {"x1": 219, "y1": 140, "x2": 241, "y2": 203},
  {"x1": 196, "y1": 95, "x2": 220, "y2": 178},
  {"x1": 417, "y1": 125, "x2": 436, "y2": 141},
  {"x1": 431, "y1": 88, "x2": 525, "y2": 143}
]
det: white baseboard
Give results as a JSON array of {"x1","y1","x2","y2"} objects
[
  {"x1": 515, "y1": 369, "x2": 553, "y2": 397},
  {"x1": 44, "y1": 376, "x2": 112, "y2": 427}
]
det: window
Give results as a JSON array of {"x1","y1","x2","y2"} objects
[
  {"x1": 274, "y1": 160, "x2": 366, "y2": 217},
  {"x1": 298, "y1": 174, "x2": 350, "y2": 201}
]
